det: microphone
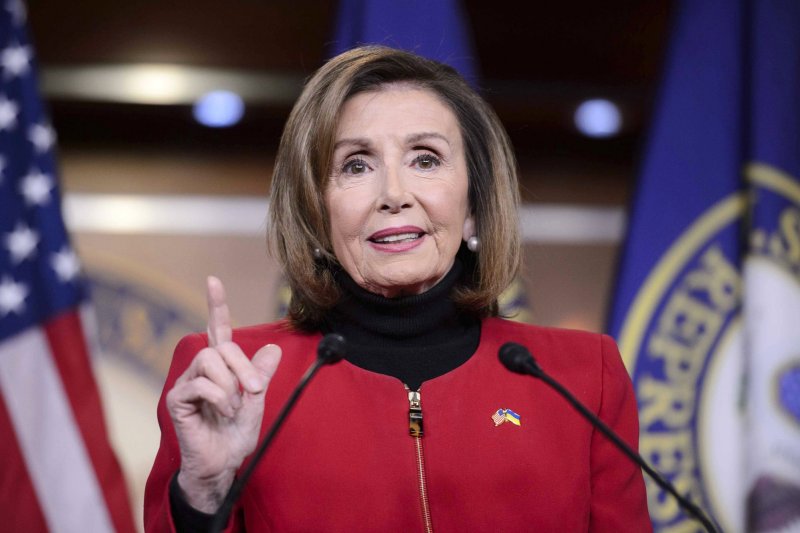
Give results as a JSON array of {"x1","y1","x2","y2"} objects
[
  {"x1": 210, "y1": 334, "x2": 347, "y2": 532},
  {"x1": 498, "y1": 342, "x2": 543, "y2": 376},
  {"x1": 316, "y1": 332, "x2": 347, "y2": 365},
  {"x1": 498, "y1": 342, "x2": 719, "y2": 533}
]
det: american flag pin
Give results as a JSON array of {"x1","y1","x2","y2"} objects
[{"x1": 492, "y1": 409, "x2": 506, "y2": 426}]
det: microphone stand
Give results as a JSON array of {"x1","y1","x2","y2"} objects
[{"x1": 499, "y1": 343, "x2": 719, "y2": 533}]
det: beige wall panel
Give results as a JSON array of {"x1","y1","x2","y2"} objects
[
  {"x1": 75, "y1": 232, "x2": 283, "y2": 327},
  {"x1": 522, "y1": 243, "x2": 620, "y2": 333}
]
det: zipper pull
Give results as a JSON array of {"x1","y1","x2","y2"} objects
[{"x1": 406, "y1": 386, "x2": 424, "y2": 438}]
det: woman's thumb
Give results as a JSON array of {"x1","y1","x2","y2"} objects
[{"x1": 250, "y1": 344, "x2": 282, "y2": 392}]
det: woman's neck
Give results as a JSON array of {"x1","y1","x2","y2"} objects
[{"x1": 322, "y1": 260, "x2": 480, "y2": 390}]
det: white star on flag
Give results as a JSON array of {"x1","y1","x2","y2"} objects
[
  {"x1": 19, "y1": 168, "x2": 53, "y2": 205},
  {"x1": 0, "y1": 276, "x2": 28, "y2": 316},
  {"x1": 1, "y1": 43, "x2": 32, "y2": 78},
  {"x1": 0, "y1": 94, "x2": 18, "y2": 130},
  {"x1": 28, "y1": 122, "x2": 56, "y2": 153},
  {"x1": 51, "y1": 246, "x2": 81, "y2": 282},
  {"x1": 4, "y1": 223, "x2": 39, "y2": 263},
  {"x1": 5, "y1": 0, "x2": 27, "y2": 25}
]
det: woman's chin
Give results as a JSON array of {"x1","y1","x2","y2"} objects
[{"x1": 361, "y1": 271, "x2": 445, "y2": 298}]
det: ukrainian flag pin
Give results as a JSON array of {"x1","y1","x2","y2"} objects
[
  {"x1": 492, "y1": 408, "x2": 521, "y2": 427},
  {"x1": 504, "y1": 409, "x2": 521, "y2": 426}
]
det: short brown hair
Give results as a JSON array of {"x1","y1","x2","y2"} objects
[{"x1": 269, "y1": 46, "x2": 520, "y2": 330}]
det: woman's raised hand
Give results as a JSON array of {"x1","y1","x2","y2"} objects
[{"x1": 166, "y1": 276, "x2": 282, "y2": 513}]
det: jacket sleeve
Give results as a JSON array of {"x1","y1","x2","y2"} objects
[
  {"x1": 142, "y1": 333, "x2": 245, "y2": 533},
  {"x1": 589, "y1": 334, "x2": 652, "y2": 532}
]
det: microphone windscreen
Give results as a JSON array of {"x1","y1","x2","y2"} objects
[
  {"x1": 317, "y1": 333, "x2": 347, "y2": 365},
  {"x1": 498, "y1": 342, "x2": 535, "y2": 375}
]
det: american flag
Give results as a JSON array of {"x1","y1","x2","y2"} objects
[
  {"x1": 492, "y1": 409, "x2": 506, "y2": 426},
  {"x1": 0, "y1": 2, "x2": 135, "y2": 531}
]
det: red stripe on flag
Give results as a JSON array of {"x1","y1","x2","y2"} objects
[
  {"x1": 44, "y1": 309, "x2": 136, "y2": 533},
  {"x1": 0, "y1": 391, "x2": 50, "y2": 533}
]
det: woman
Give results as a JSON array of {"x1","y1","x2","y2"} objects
[{"x1": 144, "y1": 46, "x2": 650, "y2": 532}]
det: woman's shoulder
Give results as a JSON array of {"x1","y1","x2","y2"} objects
[
  {"x1": 483, "y1": 316, "x2": 614, "y2": 348},
  {"x1": 481, "y1": 317, "x2": 622, "y2": 376},
  {"x1": 480, "y1": 318, "x2": 631, "y2": 415}
]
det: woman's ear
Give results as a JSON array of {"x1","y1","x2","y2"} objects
[{"x1": 462, "y1": 215, "x2": 476, "y2": 242}]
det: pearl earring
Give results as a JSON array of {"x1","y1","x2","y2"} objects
[
  {"x1": 313, "y1": 248, "x2": 323, "y2": 260},
  {"x1": 467, "y1": 236, "x2": 480, "y2": 252}
]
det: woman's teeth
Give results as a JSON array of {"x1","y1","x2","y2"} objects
[{"x1": 372, "y1": 232, "x2": 422, "y2": 243}]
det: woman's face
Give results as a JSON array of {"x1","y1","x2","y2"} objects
[{"x1": 325, "y1": 86, "x2": 474, "y2": 298}]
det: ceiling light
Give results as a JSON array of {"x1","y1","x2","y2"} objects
[
  {"x1": 574, "y1": 99, "x2": 622, "y2": 138},
  {"x1": 192, "y1": 90, "x2": 245, "y2": 128}
]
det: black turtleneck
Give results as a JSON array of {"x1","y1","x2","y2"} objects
[{"x1": 321, "y1": 259, "x2": 481, "y2": 391}]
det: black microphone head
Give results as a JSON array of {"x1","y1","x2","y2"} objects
[
  {"x1": 317, "y1": 333, "x2": 347, "y2": 365},
  {"x1": 498, "y1": 342, "x2": 540, "y2": 376}
]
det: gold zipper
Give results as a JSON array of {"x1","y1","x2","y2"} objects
[{"x1": 406, "y1": 386, "x2": 433, "y2": 533}]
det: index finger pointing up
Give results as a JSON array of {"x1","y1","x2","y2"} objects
[{"x1": 206, "y1": 275, "x2": 232, "y2": 347}]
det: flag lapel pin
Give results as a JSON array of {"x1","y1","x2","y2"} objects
[
  {"x1": 492, "y1": 408, "x2": 521, "y2": 427},
  {"x1": 504, "y1": 409, "x2": 521, "y2": 426}
]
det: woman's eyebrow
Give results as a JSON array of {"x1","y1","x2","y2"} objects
[
  {"x1": 405, "y1": 132, "x2": 450, "y2": 147},
  {"x1": 333, "y1": 132, "x2": 450, "y2": 151},
  {"x1": 333, "y1": 137, "x2": 371, "y2": 151}
]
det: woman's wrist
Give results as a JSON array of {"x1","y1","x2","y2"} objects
[
  {"x1": 176, "y1": 468, "x2": 235, "y2": 514},
  {"x1": 169, "y1": 473, "x2": 216, "y2": 532}
]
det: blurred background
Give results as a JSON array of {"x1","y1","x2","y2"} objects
[
  {"x1": 22, "y1": 1, "x2": 674, "y2": 530},
  {"x1": 12, "y1": 0, "x2": 688, "y2": 521},
  {"x1": 6, "y1": 1, "x2": 799, "y2": 531}
]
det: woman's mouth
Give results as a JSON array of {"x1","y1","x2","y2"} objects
[
  {"x1": 369, "y1": 232, "x2": 423, "y2": 244},
  {"x1": 368, "y1": 226, "x2": 426, "y2": 251}
]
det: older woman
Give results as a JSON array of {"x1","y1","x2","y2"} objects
[{"x1": 144, "y1": 46, "x2": 650, "y2": 532}]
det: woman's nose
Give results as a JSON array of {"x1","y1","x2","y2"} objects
[{"x1": 378, "y1": 166, "x2": 413, "y2": 213}]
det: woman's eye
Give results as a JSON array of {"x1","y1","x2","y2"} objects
[
  {"x1": 342, "y1": 158, "x2": 369, "y2": 175},
  {"x1": 413, "y1": 153, "x2": 441, "y2": 170}
]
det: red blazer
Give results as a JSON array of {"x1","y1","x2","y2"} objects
[{"x1": 144, "y1": 318, "x2": 651, "y2": 532}]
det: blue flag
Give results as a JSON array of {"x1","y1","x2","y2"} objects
[
  {"x1": 330, "y1": 0, "x2": 478, "y2": 83},
  {"x1": 608, "y1": 1, "x2": 800, "y2": 531}
]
